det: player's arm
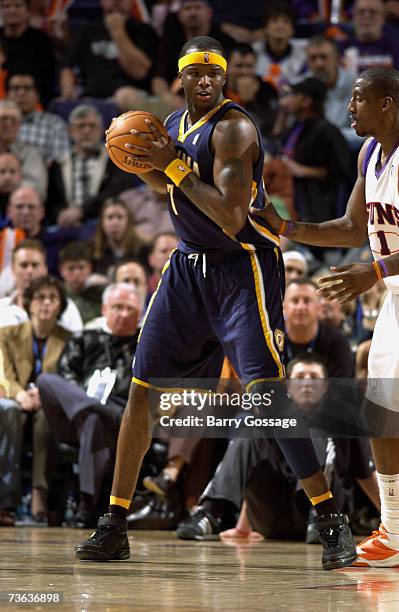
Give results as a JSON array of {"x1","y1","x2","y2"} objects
[
  {"x1": 177, "y1": 111, "x2": 256, "y2": 234},
  {"x1": 137, "y1": 170, "x2": 169, "y2": 195},
  {"x1": 251, "y1": 139, "x2": 370, "y2": 249}
]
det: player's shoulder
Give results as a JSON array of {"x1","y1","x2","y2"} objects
[
  {"x1": 214, "y1": 108, "x2": 257, "y2": 143},
  {"x1": 358, "y1": 137, "x2": 378, "y2": 177}
]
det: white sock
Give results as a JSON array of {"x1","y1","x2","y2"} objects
[{"x1": 377, "y1": 472, "x2": 399, "y2": 535}]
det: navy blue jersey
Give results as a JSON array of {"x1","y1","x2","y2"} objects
[{"x1": 164, "y1": 99, "x2": 279, "y2": 254}]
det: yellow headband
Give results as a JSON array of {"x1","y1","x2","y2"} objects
[{"x1": 178, "y1": 51, "x2": 227, "y2": 73}]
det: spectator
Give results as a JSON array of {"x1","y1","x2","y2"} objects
[
  {"x1": 253, "y1": 2, "x2": 307, "y2": 91},
  {"x1": 305, "y1": 35, "x2": 363, "y2": 150},
  {"x1": 340, "y1": 0, "x2": 399, "y2": 73},
  {"x1": 0, "y1": 0, "x2": 56, "y2": 106},
  {"x1": 93, "y1": 198, "x2": 143, "y2": 277},
  {"x1": 0, "y1": 151, "x2": 21, "y2": 222},
  {"x1": 0, "y1": 100, "x2": 47, "y2": 198},
  {"x1": 52, "y1": 104, "x2": 133, "y2": 227},
  {"x1": 278, "y1": 78, "x2": 354, "y2": 234},
  {"x1": 147, "y1": 231, "x2": 178, "y2": 294},
  {"x1": 60, "y1": 0, "x2": 157, "y2": 99},
  {"x1": 6, "y1": 71, "x2": 70, "y2": 164},
  {"x1": 0, "y1": 239, "x2": 83, "y2": 332},
  {"x1": 114, "y1": 258, "x2": 149, "y2": 310},
  {"x1": 224, "y1": 43, "x2": 278, "y2": 141},
  {"x1": 284, "y1": 277, "x2": 355, "y2": 377},
  {"x1": 0, "y1": 275, "x2": 71, "y2": 522},
  {"x1": 152, "y1": 0, "x2": 234, "y2": 99},
  {"x1": 282, "y1": 250, "x2": 308, "y2": 283},
  {"x1": 58, "y1": 241, "x2": 107, "y2": 325},
  {"x1": 37, "y1": 283, "x2": 142, "y2": 527}
]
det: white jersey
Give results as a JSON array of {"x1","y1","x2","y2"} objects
[{"x1": 365, "y1": 137, "x2": 399, "y2": 293}]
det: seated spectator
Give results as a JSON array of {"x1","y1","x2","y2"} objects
[
  {"x1": 93, "y1": 198, "x2": 143, "y2": 277},
  {"x1": 0, "y1": 348, "x2": 21, "y2": 526},
  {"x1": 305, "y1": 34, "x2": 363, "y2": 150},
  {"x1": 60, "y1": 0, "x2": 157, "y2": 100},
  {"x1": 0, "y1": 152, "x2": 22, "y2": 222},
  {"x1": 120, "y1": 184, "x2": 174, "y2": 245},
  {"x1": 152, "y1": 0, "x2": 234, "y2": 101},
  {"x1": 37, "y1": 283, "x2": 142, "y2": 527},
  {"x1": 282, "y1": 250, "x2": 308, "y2": 283},
  {"x1": 224, "y1": 43, "x2": 278, "y2": 141},
  {"x1": 114, "y1": 258, "x2": 149, "y2": 311},
  {"x1": 340, "y1": 0, "x2": 399, "y2": 73},
  {"x1": 0, "y1": 100, "x2": 47, "y2": 198},
  {"x1": 0, "y1": 239, "x2": 83, "y2": 332},
  {"x1": 253, "y1": 2, "x2": 307, "y2": 91},
  {"x1": 52, "y1": 104, "x2": 134, "y2": 227},
  {"x1": 176, "y1": 353, "x2": 379, "y2": 541},
  {"x1": 0, "y1": 0, "x2": 56, "y2": 106},
  {"x1": 147, "y1": 231, "x2": 178, "y2": 295},
  {"x1": 58, "y1": 241, "x2": 107, "y2": 325},
  {"x1": 6, "y1": 71, "x2": 70, "y2": 163},
  {"x1": 0, "y1": 275, "x2": 71, "y2": 522}
]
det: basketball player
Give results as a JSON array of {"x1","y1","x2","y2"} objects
[
  {"x1": 75, "y1": 36, "x2": 356, "y2": 569},
  {"x1": 252, "y1": 66, "x2": 399, "y2": 567}
]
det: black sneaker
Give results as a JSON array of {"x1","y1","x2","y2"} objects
[
  {"x1": 74, "y1": 513, "x2": 130, "y2": 561},
  {"x1": 311, "y1": 513, "x2": 357, "y2": 570},
  {"x1": 176, "y1": 508, "x2": 221, "y2": 541}
]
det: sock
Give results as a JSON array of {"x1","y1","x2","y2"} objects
[
  {"x1": 310, "y1": 491, "x2": 339, "y2": 517},
  {"x1": 108, "y1": 495, "x2": 130, "y2": 519},
  {"x1": 377, "y1": 472, "x2": 399, "y2": 534}
]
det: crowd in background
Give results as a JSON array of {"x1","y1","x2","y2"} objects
[{"x1": 0, "y1": 0, "x2": 393, "y2": 539}]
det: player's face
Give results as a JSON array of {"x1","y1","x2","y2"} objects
[
  {"x1": 348, "y1": 80, "x2": 380, "y2": 137},
  {"x1": 181, "y1": 63, "x2": 226, "y2": 112},
  {"x1": 287, "y1": 362, "x2": 328, "y2": 412}
]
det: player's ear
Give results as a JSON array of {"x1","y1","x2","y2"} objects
[{"x1": 382, "y1": 95, "x2": 394, "y2": 110}]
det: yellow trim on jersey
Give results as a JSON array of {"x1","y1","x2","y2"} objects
[
  {"x1": 137, "y1": 256, "x2": 172, "y2": 343},
  {"x1": 249, "y1": 252, "x2": 284, "y2": 379},
  {"x1": 248, "y1": 216, "x2": 280, "y2": 246},
  {"x1": 178, "y1": 52, "x2": 227, "y2": 73},
  {"x1": 239, "y1": 242, "x2": 256, "y2": 252},
  {"x1": 250, "y1": 181, "x2": 257, "y2": 205},
  {"x1": 132, "y1": 377, "x2": 218, "y2": 396},
  {"x1": 178, "y1": 99, "x2": 231, "y2": 142},
  {"x1": 246, "y1": 376, "x2": 285, "y2": 392}
]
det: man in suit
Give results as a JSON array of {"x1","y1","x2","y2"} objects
[
  {"x1": 51, "y1": 104, "x2": 135, "y2": 227},
  {"x1": 0, "y1": 275, "x2": 71, "y2": 521}
]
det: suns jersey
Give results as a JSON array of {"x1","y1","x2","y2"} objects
[
  {"x1": 164, "y1": 99, "x2": 279, "y2": 254},
  {"x1": 364, "y1": 137, "x2": 399, "y2": 293}
]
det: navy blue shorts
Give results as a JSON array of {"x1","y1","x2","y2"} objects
[{"x1": 133, "y1": 248, "x2": 285, "y2": 391}]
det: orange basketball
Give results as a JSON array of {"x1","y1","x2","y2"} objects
[{"x1": 105, "y1": 111, "x2": 169, "y2": 174}]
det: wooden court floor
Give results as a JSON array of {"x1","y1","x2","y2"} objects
[{"x1": 1, "y1": 528, "x2": 399, "y2": 611}]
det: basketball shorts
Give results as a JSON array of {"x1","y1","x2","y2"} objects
[
  {"x1": 132, "y1": 248, "x2": 285, "y2": 391},
  {"x1": 367, "y1": 291, "x2": 399, "y2": 412}
]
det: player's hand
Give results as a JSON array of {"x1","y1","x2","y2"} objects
[
  {"x1": 124, "y1": 120, "x2": 176, "y2": 172},
  {"x1": 249, "y1": 201, "x2": 283, "y2": 234},
  {"x1": 317, "y1": 263, "x2": 378, "y2": 304},
  {"x1": 104, "y1": 12, "x2": 126, "y2": 33}
]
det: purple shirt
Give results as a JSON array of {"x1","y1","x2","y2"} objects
[{"x1": 340, "y1": 36, "x2": 399, "y2": 73}]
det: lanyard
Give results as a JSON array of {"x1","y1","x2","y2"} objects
[
  {"x1": 285, "y1": 327, "x2": 319, "y2": 362},
  {"x1": 33, "y1": 337, "x2": 46, "y2": 378}
]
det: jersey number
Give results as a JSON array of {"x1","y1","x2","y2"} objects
[{"x1": 376, "y1": 230, "x2": 391, "y2": 256}]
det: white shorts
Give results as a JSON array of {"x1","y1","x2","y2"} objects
[{"x1": 367, "y1": 291, "x2": 399, "y2": 412}]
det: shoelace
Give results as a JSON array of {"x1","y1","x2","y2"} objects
[
  {"x1": 89, "y1": 525, "x2": 116, "y2": 541},
  {"x1": 320, "y1": 526, "x2": 342, "y2": 548}
]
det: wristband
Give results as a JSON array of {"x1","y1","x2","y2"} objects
[
  {"x1": 164, "y1": 158, "x2": 193, "y2": 187},
  {"x1": 377, "y1": 258, "x2": 389, "y2": 278},
  {"x1": 279, "y1": 219, "x2": 295, "y2": 237},
  {"x1": 310, "y1": 491, "x2": 333, "y2": 506}
]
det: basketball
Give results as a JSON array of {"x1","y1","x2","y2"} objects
[{"x1": 105, "y1": 110, "x2": 169, "y2": 174}]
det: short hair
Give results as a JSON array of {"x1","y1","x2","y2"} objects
[
  {"x1": 68, "y1": 104, "x2": 102, "y2": 126},
  {"x1": 263, "y1": 2, "x2": 296, "y2": 27},
  {"x1": 286, "y1": 276, "x2": 318, "y2": 291},
  {"x1": 11, "y1": 238, "x2": 46, "y2": 263},
  {"x1": 357, "y1": 66, "x2": 399, "y2": 106},
  {"x1": 180, "y1": 36, "x2": 225, "y2": 59},
  {"x1": 151, "y1": 231, "x2": 178, "y2": 251},
  {"x1": 58, "y1": 241, "x2": 94, "y2": 266},
  {"x1": 5, "y1": 70, "x2": 38, "y2": 92},
  {"x1": 227, "y1": 43, "x2": 256, "y2": 60},
  {"x1": 286, "y1": 352, "x2": 328, "y2": 378},
  {"x1": 23, "y1": 275, "x2": 67, "y2": 317},
  {"x1": 307, "y1": 34, "x2": 339, "y2": 56},
  {"x1": 113, "y1": 258, "x2": 149, "y2": 281},
  {"x1": 102, "y1": 282, "x2": 140, "y2": 306}
]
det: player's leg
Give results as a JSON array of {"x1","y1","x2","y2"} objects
[{"x1": 210, "y1": 248, "x2": 356, "y2": 569}]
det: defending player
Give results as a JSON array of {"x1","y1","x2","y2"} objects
[
  {"x1": 253, "y1": 66, "x2": 399, "y2": 567},
  {"x1": 74, "y1": 36, "x2": 356, "y2": 569}
]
